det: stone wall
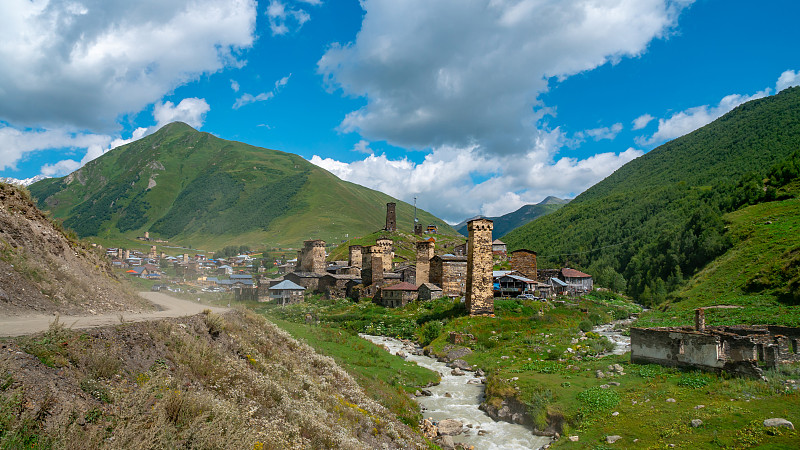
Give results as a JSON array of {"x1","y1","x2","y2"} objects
[
  {"x1": 510, "y1": 250, "x2": 537, "y2": 281},
  {"x1": 415, "y1": 240, "x2": 435, "y2": 285},
  {"x1": 466, "y1": 218, "x2": 494, "y2": 316}
]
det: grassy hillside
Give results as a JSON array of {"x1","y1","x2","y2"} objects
[
  {"x1": 504, "y1": 87, "x2": 800, "y2": 304},
  {"x1": 29, "y1": 122, "x2": 454, "y2": 250},
  {"x1": 327, "y1": 229, "x2": 466, "y2": 263},
  {"x1": 453, "y1": 197, "x2": 568, "y2": 238}
]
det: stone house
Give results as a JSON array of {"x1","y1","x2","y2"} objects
[
  {"x1": 417, "y1": 283, "x2": 444, "y2": 301},
  {"x1": 491, "y1": 239, "x2": 507, "y2": 255},
  {"x1": 318, "y1": 273, "x2": 360, "y2": 299},
  {"x1": 377, "y1": 282, "x2": 418, "y2": 308},
  {"x1": 430, "y1": 254, "x2": 467, "y2": 297},
  {"x1": 285, "y1": 272, "x2": 324, "y2": 293},
  {"x1": 268, "y1": 279, "x2": 306, "y2": 305},
  {"x1": 631, "y1": 308, "x2": 800, "y2": 378},
  {"x1": 493, "y1": 273, "x2": 536, "y2": 297},
  {"x1": 510, "y1": 249, "x2": 537, "y2": 281}
]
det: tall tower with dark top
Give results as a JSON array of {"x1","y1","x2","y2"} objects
[
  {"x1": 415, "y1": 240, "x2": 435, "y2": 285},
  {"x1": 385, "y1": 202, "x2": 397, "y2": 232},
  {"x1": 466, "y1": 218, "x2": 494, "y2": 316}
]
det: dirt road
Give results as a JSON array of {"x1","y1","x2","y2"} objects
[{"x1": 0, "y1": 292, "x2": 229, "y2": 338}]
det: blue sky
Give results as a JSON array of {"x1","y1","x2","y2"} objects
[{"x1": 1, "y1": 0, "x2": 798, "y2": 223}]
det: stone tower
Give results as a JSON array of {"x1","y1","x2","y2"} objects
[
  {"x1": 415, "y1": 240, "x2": 435, "y2": 285},
  {"x1": 150, "y1": 245, "x2": 157, "y2": 258},
  {"x1": 466, "y1": 218, "x2": 494, "y2": 316},
  {"x1": 124, "y1": 249, "x2": 130, "y2": 260},
  {"x1": 510, "y1": 249, "x2": 537, "y2": 281},
  {"x1": 361, "y1": 245, "x2": 384, "y2": 286},
  {"x1": 385, "y1": 202, "x2": 397, "y2": 232},
  {"x1": 298, "y1": 239, "x2": 327, "y2": 274},
  {"x1": 348, "y1": 245, "x2": 363, "y2": 269},
  {"x1": 375, "y1": 237, "x2": 394, "y2": 271}
]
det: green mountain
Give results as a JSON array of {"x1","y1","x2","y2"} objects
[
  {"x1": 453, "y1": 196, "x2": 568, "y2": 238},
  {"x1": 503, "y1": 87, "x2": 800, "y2": 305},
  {"x1": 29, "y1": 122, "x2": 455, "y2": 250}
]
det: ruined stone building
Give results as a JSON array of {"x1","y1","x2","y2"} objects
[
  {"x1": 430, "y1": 254, "x2": 467, "y2": 297},
  {"x1": 318, "y1": 273, "x2": 361, "y2": 299},
  {"x1": 415, "y1": 240, "x2": 435, "y2": 285},
  {"x1": 385, "y1": 202, "x2": 397, "y2": 232},
  {"x1": 631, "y1": 308, "x2": 800, "y2": 378},
  {"x1": 295, "y1": 239, "x2": 327, "y2": 274},
  {"x1": 465, "y1": 218, "x2": 494, "y2": 316},
  {"x1": 510, "y1": 249, "x2": 537, "y2": 281}
]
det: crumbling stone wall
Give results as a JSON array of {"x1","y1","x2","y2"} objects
[
  {"x1": 430, "y1": 255, "x2": 467, "y2": 297},
  {"x1": 415, "y1": 240, "x2": 434, "y2": 285},
  {"x1": 296, "y1": 239, "x2": 326, "y2": 274},
  {"x1": 466, "y1": 218, "x2": 494, "y2": 316},
  {"x1": 385, "y1": 202, "x2": 397, "y2": 232},
  {"x1": 510, "y1": 249, "x2": 537, "y2": 281},
  {"x1": 348, "y1": 245, "x2": 362, "y2": 269}
]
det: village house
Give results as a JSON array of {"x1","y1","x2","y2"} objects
[
  {"x1": 559, "y1": 267, "x2": 593, "y2": 294},
  {"x1": 417, "y1": 282, "x2": 444, "y2": 301},
  {"x1": 492, "y1": 271, "x2": 535, "y2": 297},
  {"x1": 430, "y1": 254, "x2": 467, "y2": 297},
  {"x1": 268, "y1": 279, "x2": 306, "y2": 305},
  {"x1": 376, "y1": 282, "x2": 418, "y2": 308},
  {"x1": 491, "y1": 239, "x2": 507, "y2": 255}
]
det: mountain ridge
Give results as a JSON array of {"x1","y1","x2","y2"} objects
[
  {"x1": 453, "y1": 196, "x2": 569, "y2": 238},
  {"x1": 29, "y1": 122, "x2": 456, "y2": 249}
]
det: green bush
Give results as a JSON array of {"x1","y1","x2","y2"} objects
[
  {"x1": 417, "y1": 321, "x2": 443, "y2": 347},
  {"x1": 579, "y1": 319, "x2": 593, "y2": 332}
]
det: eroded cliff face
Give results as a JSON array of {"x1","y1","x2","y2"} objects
[{"x1": 0, "y1": 182, "x2": 149, "y2": 315}]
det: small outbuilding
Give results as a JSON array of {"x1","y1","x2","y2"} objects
[
  {"x1": 417, "y1": 282, "x2": 444, "y2": 301},
  {"x1": 377, "y1": 282, "x2": 418, "y2": 308}
]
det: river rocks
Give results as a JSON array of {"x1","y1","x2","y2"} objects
[
  {"x1": 450, "y1": 359, "x2": 471, "y2": 370},
  {"x1": 466, "y1": 378, "x2": 482, "y2": 384},
  {"x1": 437, "y1": 419, "x2": 464, "y2": 436},
  {"x1": 451, "y1": 368, "x2": 465, "y2": 376},
  {"x1": 396, "y1": 350, "x2": 407, "y2": 358},
  {"x1": 477, "y1": 429, "x2": 489, "y2": 436},
  {"x1": 443, "y1": 345, "x2": 473, "y2": 362},
  {"x1": 420, "y1": 419, "x2": 438, "y2": 439},
  {"x1": 439, "y1": 435, "x2": 455, "y2": 449},
  {"x1": 475, "y1": 368, "x2": 485, "y2": 377},
  {"x1": 606, "y1": 435, "x2": 622, "y2": 444},
  {"x1": 691, "y1": 419, "x2": 703, "y2": 428},
  {"x1": 420, "y1": 389, "x2": 433, "y2": 396},
  {"x1": 763, "y1": 418, "x2": 794, "y2": 430},
  {"x1": 444, "y1": 392, "x2": 453, "y2": 398}
]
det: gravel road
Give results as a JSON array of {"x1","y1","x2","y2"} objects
[{"x1": 0, "y1": 291, "x2": 229, "y2": 337}]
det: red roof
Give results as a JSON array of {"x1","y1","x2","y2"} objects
[
  {"x1": 561, "y1": 268, "x2": 591, "y2": 278},
  {"x1": 382, "y1": 282, "x2": 419, "y2": 291}
]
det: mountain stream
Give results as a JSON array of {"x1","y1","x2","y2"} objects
[{"x1": 360, "y1": 334, "x2": 553, "y2": 449}]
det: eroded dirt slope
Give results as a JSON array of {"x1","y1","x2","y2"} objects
[
  {"x1": 0, "y1": 182, "x2": 150, "y2": 315},
  {"x1": 0, "y1": 309, "x2": 427, "y2": 449}
]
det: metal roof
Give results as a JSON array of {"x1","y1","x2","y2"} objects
[
  {"x1": 550, "y1": 277, "x2": 568, "y2": 286},
  {"x1": 269, "y1": 280, "x2": 306, "y2": 291}
]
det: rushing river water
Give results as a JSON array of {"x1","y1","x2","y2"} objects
[
  {"x1": 360, "y1": 334, "x2": 553, "y2": 450},
  {"x1": 592, "y1": 317, "x2": 634, "y2": 356}
]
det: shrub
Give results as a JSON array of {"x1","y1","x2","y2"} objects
[
  {"x1": 577, "y1": 387, "x2": 620, "y2": 413},
  {"x1": 417, "y1": 321, "x2": 443, "y2": 347},
  {"x1": 579, "y1": 319, "x2": 593, "y2": 332}
]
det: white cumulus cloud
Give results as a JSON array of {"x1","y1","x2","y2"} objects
[
  {"x1": 632, "y1": 114, "x2": 655, "y2": 130},
  {"x1": 319, "y1": 0, "x2": 693, "y2": 155},
  {"x1": 154, "y1": 98, "x2": 211, "y2": 129},
  {"x1": 310, "y1": 142, "x2": 643, "y2": 223},
  {"x1": 233, "y1": 74, "x2": 291, "y2": 109},
  {"x1": 776, "y1": 69, "x2": 800, "y2": 92},
  {"x1": 267, "y1": 0, "x2": 314, "y2": 36},
  {"x1": 0, "y1": 0, "x2": 257, "y2": 131}
]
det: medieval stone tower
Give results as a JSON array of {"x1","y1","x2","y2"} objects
[
  {"x1": 361, "y1": 245, "x2": 385, "y2": 286},
  {"x1": 385, "y1": 202, "x2": 397, "y2": 232},
  {"x1": 466, "y1": 218, "x2": 494, "y2": 316},
  {"x1": 415, "y1": 240, "x2": 435, "y2": 285},
  {"x1": 510, "y1": 249, "x2": 538, "y2": 281},
  {"x1": 298, "y1": 239, "x2": 327, "y2": 274},
  {"x1": 348, "y1": 245, "x2": 363, "y2": 269},
  {"x1": 375, "y1": 237, "x2": 394, "y2": 271}
]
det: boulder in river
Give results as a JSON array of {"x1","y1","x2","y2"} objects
[{"x1": 437, "y1": 419, "x2": 464, "y2": 436}]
